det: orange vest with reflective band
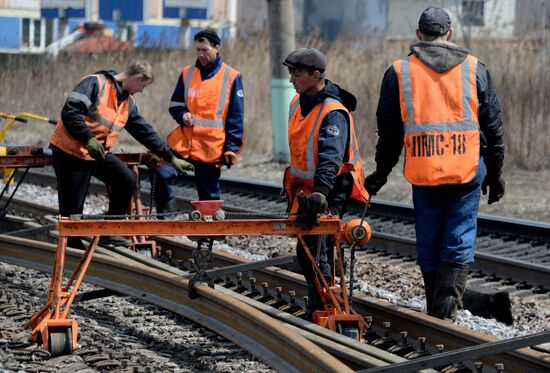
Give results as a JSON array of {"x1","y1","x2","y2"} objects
[
  {"x1": 283, "y1": 95, "x2": 370, "y2": 213},
  {"x1": 394, "y1": 54, "x2": 480, "y2": 186},
  {"x1": 167, "y1": 63, "x2": 240, "y2": 164},
  {"x1": 50, "y1": 74, "x2": 131, "y2": 161}
]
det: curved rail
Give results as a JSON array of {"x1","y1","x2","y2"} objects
[
  {"x1": 0, "y1": 235, "x2": 353, "y2": 373},
  {"x1": 3, "y1": 186, "x2": 549, "y2": 289},
  {"x1": 152, "y1": 235, "x2": 550, "y2": 373},
  {"x1": 1, "y1": 204, "x2": 549, "y2": 371}
]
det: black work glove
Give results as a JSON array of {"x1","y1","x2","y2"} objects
[
  {"x1": 364, "y1": 171, "x2": 388, "y2": 196},
  {"x1": 295, "y1": 192, "x2": 328, "y2": 231},
  {"x1": 482, "y1": 175, "x2": 505, "y2": 205}
]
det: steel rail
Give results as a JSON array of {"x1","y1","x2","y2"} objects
[
  {"x1": 369, "y1": 232, "x2": 550, "y2": 287},
  {"x1": 3, "y1": 187, "x2": 549, "y2": 289},
  {"x1": 0, "y1": 235, "x2": 353, "y2": 373},
  {"x1": 153, "y1": 236, "x2": 550, "y2": 373},
  {"x1": 2, "y1": 211, "x2": 549, "y2": 371},
  {"x1": 17, "y1": 169, "x2": 550, "y2": 241}
]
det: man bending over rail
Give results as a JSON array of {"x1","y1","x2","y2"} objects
[{"x1": 49, "y1": 61, "x2": 192, "y2": 249}]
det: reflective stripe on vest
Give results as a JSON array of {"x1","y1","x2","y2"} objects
[
  {"x1": 289, "y1": 98, "x2": 335, "y2": 179},
  {"x1": 167, "y1": 63, "x2": 239, "y2": 163},
  {"x1": 50, "y1": 74, "x2": 129, "y2": 160},
  {"x1": 67, "y1": 75, "x2": 124, "y2": 133},
  {"x1": 284, "y1": 95, "x2": 369, "y2": 212},
  {"x1": 395, "y1": 54, "x2": 480, "y2": 185},
  {"x1": 184, "y1": 65, "x2": 233, "y2": 128}
]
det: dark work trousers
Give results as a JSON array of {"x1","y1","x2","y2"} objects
[
  {"x1": 153, "y1": 161, "x2": 221, "y2": 202},
  {"x1": 151, "y1": 164, "x2": 178, "y2": 204},
  {"x1": 413, "y1": 155, "x2": 486, "y2": 272},
  {"x1": 193, "y1": 161, "x2": 221, "y2": 200},
  {"x1": 296, "y1": 235, "x2": 333, "y2": 311},
  {"x1": 51, "y1": 147, "x2": 136, "y2": 250}
]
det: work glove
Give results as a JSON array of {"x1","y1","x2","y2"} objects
[
  {"x1": 295, "y1": 192, "x2": 328, "y2": 231},
  {"x1": 482, "y1": 175, "x2": 505, "y2": 205},
  {"x1": 171, "y1": 157, "x2": 194, "y2": 174},
  {"x1": 222, "y1": 150, "x2": 237, "y2": 169},
  {"x1": 85, "y1": 137, "x2": 105, "y2": 161},
  {"x1": 364, "y1": 171, "x2": 388, "y2": 196}
]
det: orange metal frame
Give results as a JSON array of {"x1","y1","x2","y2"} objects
[
  {"x1": 0, "y1": 148, "x2": 158, "y2": 255},
  {"x1": 26, "y1": 214, "x2": 369, "y2": 353}
]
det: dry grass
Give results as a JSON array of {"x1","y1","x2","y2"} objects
[{"x1": 0, "y1": 34, "x2": 548, "y2": 169}]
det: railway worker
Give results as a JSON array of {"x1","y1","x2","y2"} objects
[
  {"x1": 49, "y1": 61, "x2": 192, "y2": 249},
  {"x1": 282, "y1": 48, "x2": 370, "y2": 319},
  {"x1": 365, "y1": 6, "x2": 505, "y2": 321},
  {"x1": 152, "y1": 28, "x2": 244, "y2": 214}
]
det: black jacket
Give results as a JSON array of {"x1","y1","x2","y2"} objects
[
  {"x1": 55, "y1": 70, "x2": 175, "y2": 162},
  {"x1": 300, "y1": 80, "x2": 357, "y2": 211},
  {"x1": 375, "y1": 42, "x2": 504, "y2": 179}
]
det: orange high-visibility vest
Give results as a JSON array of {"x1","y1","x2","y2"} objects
[
  {"x1": 167, "y1": 63, "x2": 240, "y2": 164},
  {"x1": 394, "y1": 54, "x2": 480, "y2": 186},
  {"x1": 50, "y1": 74, "x2": 131, "y2": 161},
  {"x1": 283, "y1": 95, "x2": 370, "y2": 213}
]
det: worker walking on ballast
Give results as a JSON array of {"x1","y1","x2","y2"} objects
[{"x1": 365, "y1": 7, "x2": 505, "y2": 321}]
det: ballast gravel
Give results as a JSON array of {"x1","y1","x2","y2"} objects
[
  {"x1": 0, "y1": 263, "x2": 274, "y2": 373},
  {"x1": 0, "y1": 161, "x2": 549, "y2": 372}
]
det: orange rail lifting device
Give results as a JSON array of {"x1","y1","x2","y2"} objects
[
  {"x1": 0, "y1": 147, "x2": 159, "y2": 255},
  {"x1": 25, "y1": 208, "x2": 372, "y2": 356}
]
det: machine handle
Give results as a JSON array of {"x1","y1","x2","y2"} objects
[{"x1": 0, "y1": 112, "x2": 28, "y2": 123}]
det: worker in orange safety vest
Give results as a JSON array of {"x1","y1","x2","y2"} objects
[
  {"x1": 150, "y1": 29, "x2": 244, "y2": 215},
  {"x1": 282, "y1": 47, "x2": 369, "y2": 319},
  {"x1": 50, "y1": 61, "x2": 192, "y2": 249},
  {"x1": 365, "y1": 7, "x2": 505, "y2": 321}
]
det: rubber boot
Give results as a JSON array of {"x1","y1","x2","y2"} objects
[
  {"x1": 421, "y1": 271, "x2": 437, "y2": 315},
  {"x1": 432, "y1": 261, "x2": 470, "y2": 322}
]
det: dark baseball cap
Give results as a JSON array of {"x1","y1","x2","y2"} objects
[
  {"x1": 194, "y1": 28, "x2": 221, "y2": 46},
  {"x1": 418, "y1": 6, "x2": 451, "y2": 36},
  {"x1": 283, "y1": 48, "x2": 326, "y2": 72}
]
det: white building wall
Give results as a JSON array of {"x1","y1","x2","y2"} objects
[{"x1": 387, "y1": 0, "x2": 517, "y2": 40}]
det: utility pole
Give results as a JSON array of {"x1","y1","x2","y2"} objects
[
  {"x1": 541, "y1": 0, "x2": 546, "y2": 116},
  {"x1": 267, "y1": 0, "x2": 295, "y2": 163}
]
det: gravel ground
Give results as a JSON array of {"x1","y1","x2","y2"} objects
[
  {"x1": 0, "y1": 160, "x2": 548, "y2": 372},
  {"x1": 218, "y1": 235, "x2": 549, "y2": 341},
  {"x1": 0, "y1": 263, "x2": 273, "y2": 373}
]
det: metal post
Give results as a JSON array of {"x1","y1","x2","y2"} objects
[{"x1": 267, "y1": 0, "x2": 296, "y2": 163}]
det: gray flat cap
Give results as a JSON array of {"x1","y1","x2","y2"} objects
[{"x1": 282, "y1": 48, "x2": 326, "y2": 72}]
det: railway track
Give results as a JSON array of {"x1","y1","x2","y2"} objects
[
  {"x1": 1, "y1": 226, "x2": 549, "y2": 372},
  {"x1": 11, "y1": 168, "x2": 550, "y2": 293},
  {"x1": 0, "y1": 169, "x2": 550, "y2": 372},
  {"x1": 0, "y1": 196, "x2": 549, "y2": 371},
  {"x1": 0, "y1": 234, "x2": 353, "y2": 372}
]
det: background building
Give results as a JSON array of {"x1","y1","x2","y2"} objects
[{"x1": 0, "y1": 0, "x2": 548, "y2": 53}]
